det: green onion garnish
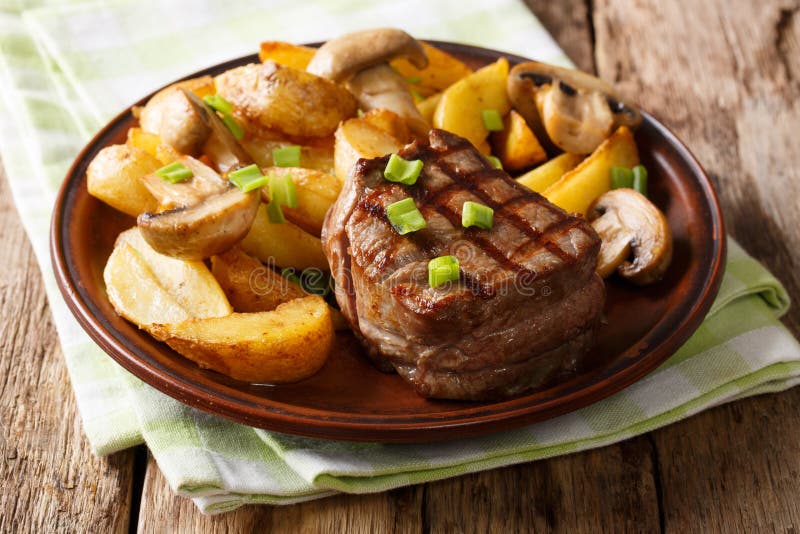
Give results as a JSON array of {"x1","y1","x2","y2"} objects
[
  {"x1": 265, "y1": 173, "x2": 298, "y2": 223},
  {"x1": 273, "y1": 145, "x2": 301, "y2": 167},
  {"x1": 410, "y1": 89, "x2": 424, "y2": 103},
  {"x1": 385, "y1": 197, "x2": 427, "y2": 235},
  {"x1": 203, "y1": 94, "x2": 234, "y2": 115},
  {"x1": 221, "y1": 114, "x2": 244, "y2": 140},
  {"x1": 266, "y1": 200, "x2": 286, "y2": 223},
  {"x1": 481, "y1": 109, "x2": 504, "y2": 131},
  {"x1": 406, "y1": 76, "x2": 422, "y2": 84},
  {"x1": 632, "y1": 165, "x2": 648, "y2": 196},
  {"x1": 300, "y1": 270, "x2": 332, "y2": 297},
  {"x1": 428, "y1": 255, "x2": 460, "y2": 288},
  {"x1": 384, "y1": 153, "x2": 424, "y2": 185},
  {"x1": 462, "y1": 201, "x2": 494, "y2": 230},
  {"x1": 228, "y1": 164, "x2": 268, "y2": 192},
  {"x1": 487, "y1": 155, "x2": 503, "y2": 169},
  {"x1": 281, "y1": 267, "x2": 302, "y2": 286},
  {"x1": 611, "y1": 166, "x2": 634, "y2": 189},
  {"x1": 155, "y1": 161, "x2": 193, "y2": 183}
]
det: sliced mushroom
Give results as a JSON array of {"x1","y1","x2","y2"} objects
[
  {"x1": 508, "y1": 62, "x2": 642, "y2": 155},
  {"x1": 137, "y1": 96, "x2": 260, "y2": 260},
  {"x1": 307, "y1": 28, "x2": 429, "y2": 135},
  {"x1": 587, "y1": 189, "x2": 672, "y2": 285},
  {"x1": 182, "y1": 89, "x2": 252, "y2": 173},
  {"x1": 139, "y1": 77, "x2": 214, "y2": 156}
]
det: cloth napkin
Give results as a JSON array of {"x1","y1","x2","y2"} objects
[{"x1": 1, "y1": 0, "x2": 798, "y2": 515}]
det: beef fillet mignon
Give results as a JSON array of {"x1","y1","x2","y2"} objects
[{"x1": 322, "y1": 129, "x2": 605, "y2": 400}]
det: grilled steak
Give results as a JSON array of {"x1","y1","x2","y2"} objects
[{"x1": 322, "y1": 129, "x2": 605, "y2": 400}]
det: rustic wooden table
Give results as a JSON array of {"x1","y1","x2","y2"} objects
[{"x1": 1, "y1": 0, "x2": 799, "y2": 531}]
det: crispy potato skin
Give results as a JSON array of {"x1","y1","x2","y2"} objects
[
  {"x1": 258, "y1": 41, "x2": 315, "y2": 69},
  {"x1": 491, "y1": 110, "x2": 547, "y2": 171},
  {"x1": 260, "y1": 167, "x2": 341, "y2": 237},
  {"x1": 148, "y1": 296, "x2": 334, "y2": 384},
  {"x1": 390, "y1": 42, "x2": 473, "y2": 97},
  {"x1": 333, "y1": 117, "x2": 404, "y2": 183},
  {"x1": 215, "y1": 62, "x2": 357, "y2": 138},
  {"x1": 543, "y1": 126, "x2": 639, "y2": 216},
  {"x1": 516, "y1": 152, "x2": 584, "y2": 193},
  {"x1": 211, "y1": 247, "x2": 305, "y2": 313},
  {"x1": 87, "y1": 144, "x2": 160, "y2": 217}
]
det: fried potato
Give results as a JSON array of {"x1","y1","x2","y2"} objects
[
  {"x1": 148, "y1": 296, "x2": 334, "y2": 384},
  {"x1": 261, "y1": 167, "x2": 340, "y2": 236},
  {"x1": 87, "y1": 144, "x2": 160, "y2": 217},
  {"x1": 391, "y1": 42, "x2": 473, "y2": 97},
  {"x1": 544, "y1": 126, "x2": 639, "y2": 215},
  {"x1": 211, "y1": 247, "x2": 305, "y2": 312},
  {"x1": 241, "y1": 135, "x2": 336, "y2": 175},
  {"x1": 258, "y1": 41, "x2": 315, "y2": 69},
  {"x1": 334, "y1": 117, "x2": 404, "y2": 182},
  {"x1": 104, "y1": 228, "x2": 232, "y2": 326},
  {"x1": 215, "y1": 62, "x2": 357, "y2": 138},
  {"x1": 126, "y1": 128, "x2": 161, "y2": 158},
  {"x1": 516, "y1": 152, "x2": 584, "y2": 192},
  {"x1": 433, "y1": 58, "x2": 510, "y2": 150},
  {"x1": 416, "y1": 92, "x2": 441, "y2": 125},
  {"x1": 360, "y1": 109, "x2": 413, "y2": 143},
  {"x1": 491, "y1": 110, "x2": 547, "y2": 171},
  {"x1": 240, "y1": 205, "x2": 330, "y2": 270}
]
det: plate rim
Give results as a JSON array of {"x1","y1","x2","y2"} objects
[{"x1": 49, "y1": 41, "x2": 726, "y2": 442}]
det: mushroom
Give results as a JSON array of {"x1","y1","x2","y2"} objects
[
  {"x1": 136, "y1": 93, "x2": 260, "y2": 260},
  {"x1": 306, "y1": 28, "x2": 429, "y2": 134},
  {"x1": 508, "y1": 61, "x2": 642, "y2": 155},
  {"x1": 587, "y1": 189, "x2": 672, "y2": 285},
  {"x1": 138, "y1": 77, "x2": 213, "y2": 156}
]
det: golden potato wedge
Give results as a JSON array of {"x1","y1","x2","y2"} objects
[
  {"x1": 491, "y1": 110, "x2": 547, "y2": 171},
  {"x1": 155, "y1": 142, "x2": 182, "y2": 165},
  {"x1": 544, "y1": 126, "x2": 639, "y2": 215},
  {"x1": 148, "y1": 296, "x2": 334, "y2": 384},
  {"x1": 432, "y1": 58, "x2": 510, "y2": 149},
  {"x1": 261, "y1": 167, "x2": 341, "y2": 236},
  {"x1": 391, "y1": 42, "x2": 473, "y2": 96},
  {"x1": 116, "y1": 227, "x2": 232, "y2": 318},
  {"x1": 416, "y1": 92, "x2": 441, "y2": 125},
  {"x1": 87, "y1": 144, "x2": 160, "y2": 217},
  {"x1": 360, "y1": 109, "x2": 413, "y2": 144},
  {"x1": 240, "y1": 205, "x2": 329, "y2": 270},
  {"x1": 211, "y1": 247, "x2": 305, "y2": 312},
  {"x1": 516, "y1": 152, "x2": 584, "y2": 192},
  {"x1": 241, "y1": 135, "x2": 336, "y2": 175},
  {"x1": 126, "y1": 128, "x2": 162, "y2": 158},
  {"x1": 215, "y1": 62, "x2": 357, "y2": 138},
  {"x1": 258, "y1": 41, "x2": 315, "y2": 69},
  {"x1": 334, "y1": 117, "x2": 404, "y2": 182}
]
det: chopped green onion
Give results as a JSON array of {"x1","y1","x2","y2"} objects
[
  {"x1": 357, "y1": 109, "x2": 364, "y2": 117},
  {"x1": 221, "y1": 114, "x2": 244, "y2": 140},
  {"x1": 486, "y1": 155, "x2": 503, "y2": 169},
  {"x1": 203, "y1": 94, "x2": 233, "y2": 115},
  {"x1": 300, "y1": 270, "x2": 332, "y2": 297},
  {"x1": 384, "y1": 153, "x2": 424, "y2": 185},
  {"x1": 611, "y1": 166, "x2": 634, "y2": 189},
  {"x1": 273, "y1": 145, "x2": 302, "y2": 167},
  {"x1": 632, "y1": 165, "x2": 648, "y2": 196},
  {"x1": 385, "y1": 197, "x2": 427, "y2": 235},
  {"x1": 155, "y1": 161, "x2": 193, "y2": 183},
  {"x1": 410, "y1": 89, "x2": 424, "y2": 103},
  {"x1": 228, "y1": 164, "x2": 267, "y2": 192},
  {"x1": 462, "y1": 201, "x2": 494, "y2": 230},
  {"x1": 281, "y1": 267, "x2": 302, "y2": 286},
  {"x1": 265, "y1": 173, "x2": 298, "y2": 224},
  {"x1": 405, "y1": 76, "x2": 422, "y2": 84},
  {"x1": 428, "y1": 255, "x2": 460, "y2": 288},
  {"x1": 481, "y1": 109, "x2": 504, "y2": 131},
  {"x1": 266, "y1": 200, "x2": 286, "y2": 223}
]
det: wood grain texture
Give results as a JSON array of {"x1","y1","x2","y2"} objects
[{"x1": 0, "y1": 165, "x2": 136, "y2": 533}]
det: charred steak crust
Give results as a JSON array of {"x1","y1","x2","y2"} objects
[{"x1": 322, "y1": 129, "x2": 605, "y2": 400}]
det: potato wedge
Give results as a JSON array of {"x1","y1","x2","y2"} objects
[
  {"x1": 391, "y1": 42, "x2": 473, "y2": 96},
  {"x1": 360, "y1": 109, "x2": 413, "y2": 144},
  {"x1": 116, "y1": 227, "x2": 232, "y2": 318},
  {"x1": 334, "y1": 117, "x2": 404, "y2": 182},
  {"x1": 260, "y1": 167, "x2": 341, "y2": 236},
  {"x1": 126, "y1": 128, "x2": 162, "y2": 158},
  {"x1": 491, "y1": 110, "x2": 547, "y2": 171},
  {"x1": 211, "y1": 247, "x2": 305, "y2": 312},
  {"x1": 87, "y1": 144, "x2": 160, "y2": 217},
  {"x1": 240, "y1": 205, "x2": 329, "y2": 270},
  {"x1": 544, "y1": 126, "x2": 639, "y2": 215},
  {"x1": 148, "y1": 296, "x2": 334, "y2": 384},
  {"x1": 432, "y1": 57, "x2": 510, "y2": 150},
  {"x1": 215, "y1": 62, "x2": 357, "y2": 138},
  {"x1": 258, "y1": 41, "x2": 315, "y2": 69},
  {"x1": 416, "y1": 92, "x2": 441, "y2": 125},
  {"x1": 516, "y1": 153, "x2": 584, "y2": 192},
  {"x1": 241, "y1": 136, "x2": 336, "y2": 176}
]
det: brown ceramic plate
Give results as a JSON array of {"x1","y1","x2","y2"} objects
[{"x1": 50, "y1": 42, "x2": 725, "y2": 442}]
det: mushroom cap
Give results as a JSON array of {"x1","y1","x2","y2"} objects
[
  {"x1": 139, "y1": 83, "x2": 212, "y2": 156},
  {"x1": 588, "y1": 188, "x2": 673, "y2": 285},
  {"x1": 306, "y1": 28, "x2": 428, "y2": 82}
]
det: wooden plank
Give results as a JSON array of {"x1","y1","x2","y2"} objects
[
  {"x1": 592, "y1": 0, "x2": 800, "y2": 530},
  {"x1": 0, "y1": 167, "x2": 136, "y2": 532},
  {"x1": 136, "y1": 453, "x2": 423, "y2": 533}
]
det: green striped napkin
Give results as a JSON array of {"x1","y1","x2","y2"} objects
[{"x1": 1, "y1": 0, "x2": 798, "y2": 515}]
